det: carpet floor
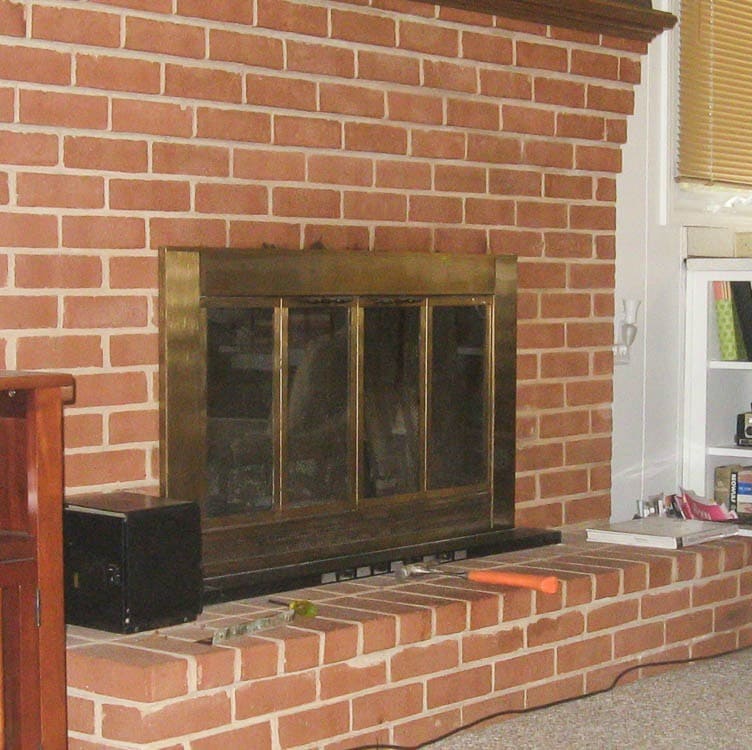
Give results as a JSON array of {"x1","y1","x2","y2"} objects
[{"x1": 426, "y1": 646, "x2": 752, "y2": 749}]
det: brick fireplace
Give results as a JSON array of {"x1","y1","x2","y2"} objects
[
  {"x1": 2, "y1": 0, "x2": 662, "y2": 531},
  {"x1": 0, "y1": 0, "x2": 701, "y2": 747}
]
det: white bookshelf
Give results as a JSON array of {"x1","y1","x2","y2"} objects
[{"x1": 683, "y1": 258, "x2": 752, "y2": 498}]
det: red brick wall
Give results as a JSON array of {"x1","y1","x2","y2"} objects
[{"x1": 0, "y1": 0, "x2": 645, "y2": 527}]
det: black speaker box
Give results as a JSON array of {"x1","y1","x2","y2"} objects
[{"x1": 64, "y1": 492, "x2": 202, "y2": 633}]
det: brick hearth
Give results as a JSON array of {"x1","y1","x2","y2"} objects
[{"x1": 66, "y1": 533, "x2": 752, "y2": 749}]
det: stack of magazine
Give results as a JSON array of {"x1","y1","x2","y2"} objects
[{"x1": 586, "y1": 489, "x2": 743, "y2": 548}]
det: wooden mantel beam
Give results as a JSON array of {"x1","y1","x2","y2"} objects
[{"x1": 424, "y1": 0, "x2": 677, "y2": 42}]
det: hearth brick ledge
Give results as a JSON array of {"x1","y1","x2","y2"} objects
[{"x1": 65, "y1": 533, "x2": 752, "y2": 749}]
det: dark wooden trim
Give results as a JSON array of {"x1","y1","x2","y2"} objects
[{"x1": 429, "y1": 0, "x2": 677, "y2": 42}]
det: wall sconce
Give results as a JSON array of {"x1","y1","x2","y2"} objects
[{"x1": 613, "y1": 299, "x2": 640, "y2": 365}]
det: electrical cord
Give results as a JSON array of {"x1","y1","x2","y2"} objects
[{"x1": 345, "y1": 644, "x2": 752, "y2": 750}]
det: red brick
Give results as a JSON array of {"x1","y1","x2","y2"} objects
[
  {"x1": 209, "y1": 29, "x2": 283, "y2": 69},
  {"x1": 17, "y1": 173, "x2": 104, "y2": 209},
  {"x1": 125, "y1": 16, "x2": 205, "y2": 58},
  {"x1": 0, "y1": 0, "x2": 25, "y2": 36},
  {"x1": 196, "y1": 183, "x2": 268, "y2": 215},
  {"x1": 489, "y1": 168, "x2": 541, "y2": 196},
  {"x1": 465, "y1": 197, "x2": 515, "y2": 226},
  {"x1": 177, "y1": 0, "x2": 254, "y2": 24},
  {"x1": 274, "y1": 115, "x2": 342, "y2": 149},
  {"x1": 534, "y1": 77, "x2": 586, "y2": 107},
  {"x1": 423, "y1": 59, "x2": 477, "y2": 93},
  {"x1": 557, "y1": 633, "x2": 611, "y2": 673},
  {"x1": 303, "y1": 224, "x2": 370, "y2": 251},
  {"x1": 308, "y1": 154, "x2": 372, "y2": 187},
  {"x1": 103, "y1": 693, "x2": 231, "y2": 744},
  {"x1": 112, "y1": 98, "x2": 194, "y2": 138},
  {"x1": 0, "y1": 212, "x2": 58, "y2": 247},
  {"x1": 413, "y1": 129, "x2": 466, "y2": 160},
  {"x1": 462, "y1": 31, "x2": 513, "y2": 64},
  {"x1": 517, "y1": 41, "x2": 568, "y2": 71},
  {"x1": 518, "y1": 199, "x2": 570, "y2": 230},
  {"x1": 527, "y1": 611, "x2": 585, "y2": 646},
  {"x1": 494, "y1": 649, "x2": 554, "y2": 690},
  {"x1": 63, "y1": 413, "x2": 104, "y2": 450},
  {"x1": 567, "y1": 379, "x2": 613, "y2": 406},
  {"x1": 352, "y1": 683, "x2": 423, "y2": 729},
  {"x1": 576, "y1": 144, "x2": 622, "y2": 172},
  {"x1": 235, "y1": 149, "x2": 306, "y2": 181},
  {"x1": 320, "y1": 82, "x2": 385, "y2": 118},
  {"x1": 278, "y1": 701, "x2": 350, "y2": 748},
  {"x1": 389, "y1": 91, "x2": 444, "y2": 124},
  {"x1": 15, "y1": 254, "x2": 102, "y2": 288},
  {"x1": 62, "y1": 216, "x2": 145, "y2": 249},
  {"x1": 343, "y1": 191, "x2": 406, "y2": 221},
  {"x1": 665, "y1": 609, "x2": 714, "y2": 643},
  {"x1": 571, "y1": 205, "x2": 617, "y2": 231},
  {"x1": 196, "y1": 107, "x2": 272, "y2": 143},
  {"x1": 462, "y1": 625, "x2": 524, "y2": 662},
  {"x1": 0, "y1": 45, "x2": 71, "y2": 85},
  {"x1": 331, "y1": 7, "x2": 396, "y2": 47},
  {"x1": 287, "y1": 40, "x2": 355, "y2": 77},
  {"x1": 525, "y1": 141, "x2": 573, "y2": 169},
  {"x1": 246, "y1": 72, "x2": 316, "y2": 110},
  {"x1": 503, "y1": 104, "x2": 555, "y2": 136},
  {"x1": 33, "y1": 6, "x2": 121, "y2": 47},
  {"x1": 20, "y1": 89, "x2": 107, "y2": 129},
  {"x1": 16, "y1": 335, "x2": 103, "y2": 369},
  {"x1": 165, "y1": 64, "x2": 242, "y2": 103},
  {"x1": 67, "y1": 695, "x2": 95, "y2": 735},
  {"x1": 435, "y1": 227, "x2": 488, "y2": 254},
  {"x1": 399, "y1": 20, "x2": 458, "y2": 56},
  {"x1": 235, "y1": 672, "x2": 316, "y2": 718},
  {"x1": 517, "y1": 382, "x2": 564, "y2": 409},
  {"x1": 149, "y1": 217, "x2": 226, "y2": 249},
  {"x1": 409, "y1": 195, "x2": 463, "y2": 224},
  {"x1": 588, "y1": 84, "x2": 635, "y2": 114},
  {"x1": 565, "y1": 436, "x2": 612, "y2": 464},
  {"x1": 66, "y1": 643, "x2": 188, "y2": 702},
  {"x1": 587, "y1": 599, "x2": 639, "y2": 632},
  {"x1": 391, "y1": 640, "x2": 459, "y2": 681},
  {"x1": 273, "y1": 187, "x2": 339, "y2": 218},
  {"x1": 108, "y1": 411, "x2": 159, "y2": 446},
  {"x1": 152, "y1": 142, "x2": 230, "y2": 177},
  {"x1": 109, "y1": 334, "x2": 158, "y2": 366},
  {"x1": 63, "y1": 295, "x2": 148, "y2": 329},
  {"x1": 614, "y1": 621, "x2": 665, "y2": 657},
  {"x1": 427, "y1": 664, "x2": 492, "y2": 708},
  {"x1": 374, "y1": 225, "x2": 433, "y2": 252},
  {"x1": 319, "y1": 660, "x2": 387, "y2": 700},
  {"x1": 257, "y1": 0, "x2": 328, "y2": 37},
  {"x1": 77, "y1": 54, "x2": 161, "y2": 94},
  {"x1": 359, "y1": 50, "x2": 420, "y2": 85},
  {"x1": 391, "y1": 708, "x2": 463, "y2": 749},
  {"x1": 517, "y1": 441, "x2": 564, "y2": 472},
  {"x1": 190, "y1": 723, "x2": 272, "y2": 750},
  {"x1": 68, "y1": 447, "x2": 150, "y2": 486},
  {"x1": 238, "y1": 636, "x2": 281, "y2": 680},
  {"x1": 435, "y1": 164, "x2": 487, "y2": 193},
  {"x1": 110, "y1": 179, "x2": 191, "y2": 212},
  {"x1": 345, "y1": 122, "x2": 408, "y2": 155},
  {"x1": 64, "y1": 136, "x2": 149, "y2": 173},
  {"x1": 376, "y1": 159, "x2": 431, "y2": 190},
  {"x1": 527, "y1": 673, "x2": 584, "y2": 709},
  {"x1": 480, "y1": 68, "x2": 532, "y2": 99}
]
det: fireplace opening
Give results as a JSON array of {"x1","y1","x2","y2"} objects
[{"x1": 159, "y1": 248, "x2": 560, "y2": 600}]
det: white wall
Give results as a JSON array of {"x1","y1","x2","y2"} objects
[{"x1": 612, "y1": 17, "x2": 684, "y2": 520}]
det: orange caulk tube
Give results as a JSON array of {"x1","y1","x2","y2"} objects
[
  {"x1": 464, "y1": 569, "x2": 560, "y2": 594},
  {"x1": 395, "y1": 563, "x2": 560, "y2": 594}
]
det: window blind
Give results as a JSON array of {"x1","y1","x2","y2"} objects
[{"x1": 678, "y1": 0, "x2": 752, "y2": 188}]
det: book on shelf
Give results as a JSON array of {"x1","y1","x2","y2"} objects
[
  {"x1": 585, "y1": 516, "x2": 739, "y2": 549},
  {"x1": 730, "y1": 281, "x2": 752, "y2": 360},
  {"x1": 713, "y1": 280, "x2": 747, "y2": 361}
]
